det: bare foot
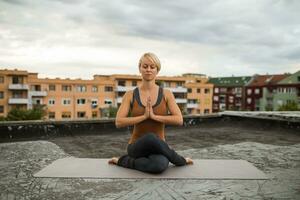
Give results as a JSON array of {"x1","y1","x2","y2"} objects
[
  {"x1": 108, "y1": 157, "x2": 119, "y2": 165},
  {"x1": 185, "y1": 157, "x2": 194, "y2": 165}
]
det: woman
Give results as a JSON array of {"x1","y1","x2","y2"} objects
[{"x1": 108, "y1": 52, "x2": 193, "y2": 174}]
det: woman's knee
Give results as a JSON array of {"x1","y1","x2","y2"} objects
[
  {"x1": 147, "y1": 163, "x2": 168, "y2": 174},
  {"x1": 147, "y1": 155, "x2": 169, "y2": 174}
]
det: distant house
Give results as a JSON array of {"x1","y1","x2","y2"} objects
[
  {"x1": 208, "y1": 76, "x2": 252, "y2": 112},
  {"x1": 245, "y1": 74, "x2": 291, "y2": 111},
  {"x1": 273, "y1": 71, "x2": 300, "y2": 110}
]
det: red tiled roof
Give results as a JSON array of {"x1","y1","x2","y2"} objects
[{"x1": 248, "y1": 74, "x2": 289, "y2": 86}]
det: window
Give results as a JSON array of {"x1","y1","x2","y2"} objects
[
  {"x1": 204, "y1": 109, "x2": 210, "y2": 114},
  {"x1": 0, "y1": 76, "x2": 4, "y2": 83},
  {"x1": 187, "y1": 88, "x2": 192, "y2": 93},
  {"x1": 92, "y1": 111, "x2": 97, "y2": 118},
  {"x1": 255, "y1": 88, "x2": 260, "y2": 94},
  {"x1": 0, "y1": 91, "x2": 4, "y2": 99},
  {"x1": 48, "y1": 99, "x2": 55, "y2": 105},
  {"x1": 104, "y1": 99, "x2": 112, "y2": 105},
  {"x1": 12, "y1": 91, "x2": 23, "y2": 98},
  {"x1": 34, "y1": 99, "x2": 41, "y2": 105},
  {"x1": 77, "y1": 99, "x2": 86, "y2": 105},
  {"x1": 176, "y1": 82, "x2": 183, "y2": 87},
  {"x1": 247, "y1": 98, "x2": 252, "y2": 104},
  {"x1": 77, "y1": 112, "x2": 86, "y2": 118},
  {"x1": 62, "y1": 112, "x2": 71, "y2": 119},
  {"x1": 62, "y1": 98, "x2": 71, "y2": 105},
  {"x1": 105, "y1": 86, "x2": 113, "y2": 92},
  {"x1": 235, "y1": 87, "x2": 242, "y2": 94},
  {"x1": 49, "y1": 84, "x2": 56, "y2": 91},
  {"x1": 118, "y1": 80, "x2": 126, "y2": 86},
  {"x1": 62, "y1": 85, "x2": 72, "y2": 91},
  {"x1": 213, "y1": 96, "x2": 219, "y2": 101},
  {"x1": 132, "y1": 81, "x2": 137, "y2": 86},
  {"x1": 91, "y1": 99, "x2": 98, "y2": 108},
  {"x1": 219, "y1": 95, "x2": 225, "y2": 103},
  {"x1": 196, "y1": 80, "x2": 201, "y2": 83},
  {"x1": 0, "y1": 105, "x2": 4, "y2": 113},
  {"x1": 213, "y1": 104, "x2": 218, "y2": 109},
  {"x1": 214, "y1": 88, "x2": 219, "y2": 93},
  {"x1": 197, "y1": 88, "x2": 201, "y2": 93},
  {"x1": 188, "y1": 99, "x2": 197, "y2": 104},
  {"x1": 12, "y1": 76, "x2": 23, "y2": 84},
  {"x1": 298, "y1": 76, "x2": 300, "y2": 82},
  {"x1": 204, "y1": 88, "x2": 210, "y2": 94},
  {"x1": 31, "y1": 85, "x2": 41, "y2": 91},
  {"x1": 247, "y1": 89, "x2": 252, "y2": 95},
  {"x1": 48, "y1": 112, "x2": 55, "y2": 119},
  {"x1": 220, "y1": 88, "x2": 227, "y2": 93},
  {"x1": 77, "y1": 85, "x2": 86, "y2": 92},
  {"x1": 92, "y1": 86, "x2": 98, "y2": 92},
  {"x1": 229, "y1": 96, "x2": 234, "y2": 103}
]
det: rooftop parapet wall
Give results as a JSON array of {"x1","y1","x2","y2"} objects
[{"x1": 0, "y1": 113, "x2": 299, "y2": 142}]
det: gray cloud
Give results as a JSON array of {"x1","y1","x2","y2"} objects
[{"x1": 0, "y1": 0, "x2": 299, "y2": 77}]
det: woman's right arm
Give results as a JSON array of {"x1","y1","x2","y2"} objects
[{"x1": 115, "y1": 90, "x2": 147, "y2": 128}]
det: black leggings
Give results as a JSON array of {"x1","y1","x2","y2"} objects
[{"x1": 117, "y1": 132, "x2": 187, "y2": 174}]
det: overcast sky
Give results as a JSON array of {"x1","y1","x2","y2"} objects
[{"x1": 0, "y1": 0, "x2": 299, "y2": 79}]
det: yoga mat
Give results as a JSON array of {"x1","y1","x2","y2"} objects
[{"x1": 34, "y1": 157, "x2": 268, "y2": 180}]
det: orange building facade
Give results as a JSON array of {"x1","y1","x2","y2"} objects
[{"x1": 0, "y1": 69, "x2": 213, "y2": 120}]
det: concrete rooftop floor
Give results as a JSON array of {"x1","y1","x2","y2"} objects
[{"x1": 0, "y1": 117, "x2": 299, "y2": 200}]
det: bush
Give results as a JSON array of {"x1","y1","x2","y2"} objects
[
  {"x1": 6, "y1": 105, "x2": 47, "y2": 121},
  {"x1": 277, "y1": 101, "x2": 299, "y2": 111},
  {"x1": 108, "y1": 106, "x2": 118, "y2": 118}
]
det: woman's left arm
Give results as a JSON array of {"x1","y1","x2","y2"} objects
[{"x1": 150, "y1": 89, "x2": 183, "y2": 126}]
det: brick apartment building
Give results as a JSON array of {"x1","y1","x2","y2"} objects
[{"x1": 208, "y1": 76, "x2": 252, "y2": 112}]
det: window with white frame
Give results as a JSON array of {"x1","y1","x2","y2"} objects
[
  {"x1": 255, "y1": 88, "x2": 260, "y2": 94},
  {"x1": 76, "y1": 85, "x2": 86, "y2": 92},
  {"x1": 77, "y1": 98, "x2": 86, "y2": 105},
  {"x1": 48, "y1": 99, "x2": 55, "y2": 105},
  {"x1": 213, "y1": 96, "x2": 219, "y2": 101},
  {"x1": 235, "y1": 87, "x2": 242, "y2": 94},
  {"x1": 104, "y1": 99, "x2": 112, "y2": 105},
  {"x1": 247, "y1": 89, "x2": 252, "y2": 95},
  {"x1": 62, "y1": 98, "x2": 71, "y2": 105},
  {"x1": 214, "y1": 88, "x2": 219, "y2": 93},
  {"x1": 220, "y1": 88, "x2": 227, "y2": 93},
  {"x1": 92, "y1": 86, "x2": 98, "y2": 92},
  {"x1": 247, "y1": 98, "x2": 252, "y2": 104}
]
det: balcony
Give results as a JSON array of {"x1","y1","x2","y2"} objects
[
  {"x1": 8, "y1": 98, "x2": 29, "y2": 104},
  {"x1": 8, "y1": 84, "x2": 29, "y2": 90},
  {"x1": 29, "y1": 91, "x2": 47, "y2": 97},
  {"x1": 175, "y1": 98, "x2": 187, "y2": 104},
  {"x1": 115, "y1": 86, "x2": 136, "y2": 92},
  {"x1": 165, "y1": 87, "x2": 187, "y2": 93},
  {"x1": 187, "y1": 103, "x2": 199, "y2": 108}
]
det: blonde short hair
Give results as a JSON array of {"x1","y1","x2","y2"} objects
[{"x1": 138, "y1": 52, "x2": 161, "y2": 72}]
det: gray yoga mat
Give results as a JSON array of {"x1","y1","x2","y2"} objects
[{"x1": 34, "y1": 157, "x2": 268, "y2": 180}]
